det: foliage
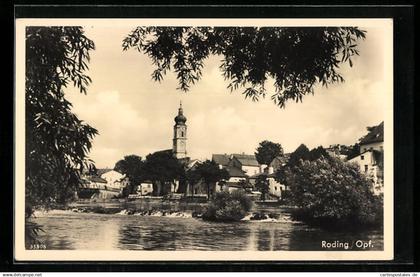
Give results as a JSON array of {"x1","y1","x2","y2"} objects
[
  {"x1": 308, "y1": 146, "x2": 331, "y2": 161},
  {"x1": 287, "y1": 143, "x2": 310, "y2": 167},
  {"x1": 327, "y1": 144, "x2": 360, "y2": 160},
  {"x1": 284, "y1": 157, "x2": 383, "y2": 228},
  {"x1": 26, "y1": 27, "x2": 97, "y2": 211},
  {"x1": 255, "y1": 174, "x2": 270, "y2": 200},
  {"x1": 142, "y1": 150, "x2": 184, "y2": 196},
  {"x1": 237, "y1": 179, "x2": 252, "y2": 192},
  {"x1": 114, "y1": 155, "x2": 144, "y2": 196},
  {"x1": 345, "y1": 143, "x2": 361, "y2": 160},
  {"x1": 255, "y1": 140, "x2": 284, "y2": 165},
  {"x1": 122, "y1": 27, "x2": 366, "y2": 108},
  {"x1": 185, "y1": 167, "x2": 202, "y2": 197},
  {"x1": 25, "y1": 221, "x2": 45, "y2": 248},
  {"x1": 203, "y1": 191, "x2": 253, "y2": 222},
  {"x1": 192, "y1": 160, "x2": 230, "y2": 199}
]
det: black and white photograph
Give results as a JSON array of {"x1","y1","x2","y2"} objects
[{"x1": 14, "y1": 18, "x2": 393, "y2": 261}]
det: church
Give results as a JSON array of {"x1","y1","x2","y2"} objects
[{"x1": 172, "y1": 102, "x2": 188, "y2": 160}]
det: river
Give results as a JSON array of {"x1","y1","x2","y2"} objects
[{"x1": 29, "y1": 207, "x2": 383, "y2": 251}]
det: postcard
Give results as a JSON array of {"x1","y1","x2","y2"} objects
[{"x1": 14, "y1": 18, "x2": 393, "y2": 261}]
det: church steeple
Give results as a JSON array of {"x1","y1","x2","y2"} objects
[
  {"x1": 174, "y1": 101, "x2": 187, "y2": 125},
  {"x1": 173, "y1": 102, "x2": 187, "y2": 159}
]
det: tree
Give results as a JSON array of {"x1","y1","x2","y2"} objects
[
  {"x1": 122, "y1": 27, "x2": 366, "y2": 108},
  {"x1": 203, "y1": 191, "x2": 253, "y2": 222},
  {"x1": 288, "y1": 143, "x2": 310, "y2": 167},
  {"x1": 255, "y1": 174, "x2": 270, "y2": 201},
  {"x1": 193, "y1": 160, "x2": 229, "y2": 199},
  {"x1": 285, "y1": 157, "x2": 382, "y2": 228},
  {"x1": 114, "y1": 155, "x2": 144, "y2": 196},
  {"x1": 142, "y1": 150, "x2": 184, "y2": 196},
  {"x1": 255, "y1": 140, "x2": 284, "y2": 165},
  {"x1": 308, "y1": 146, "x2": 331, "y2": 161},
  {"x1": 185, "y1": 168, "x2": 202, "y2": 198},
  {"x1": 26, "y1": 27, "x2": 97, "y2": 212},
  {"x1": 345, "y1": 143, "x2": 361, "y2": 160}
]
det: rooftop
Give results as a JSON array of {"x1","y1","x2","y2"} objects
[
  {"x1": 225, "y1": 166, "x2": 248, "y2": 178},
  {"x1": 96, "y1": 168, "x2": 113, "y2": 176},
  {"x1": 360, "y1": 122, "x2": 384, "y2": 145},
  {"x1": 231, "y1": 154, "x2": 259, "y2": 167},
  {"x1": 212, "y1": 154, "x2": 231, "y2": 166}
]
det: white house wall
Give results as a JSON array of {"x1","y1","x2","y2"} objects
[
  {"x1": 241, "y1": 166, "x2": 260, "y2": 176},
  {"x1": 360, "y1": 141, "x2": 384, "y2": 153}
]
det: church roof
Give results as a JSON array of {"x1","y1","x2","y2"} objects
[
  {"x1": 174, "y1": 102, "x2": 187, "y2": 124},
  {"x1": 360, "y1": 122, "x2": 384, "y2": 145}
]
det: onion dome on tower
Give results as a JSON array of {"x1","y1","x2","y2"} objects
[{"x1": 174, "y1": 102, "x2": 187, "y2": 125}]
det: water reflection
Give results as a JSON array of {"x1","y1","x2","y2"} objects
[{"x1": 31, "y1": 211, "x2": 383, "y2": 251}]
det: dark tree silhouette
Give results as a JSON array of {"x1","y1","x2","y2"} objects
[
  {"x1": 26, "y1": 27, "x2": 97, "y2": 212},
  {"x1": 114, "y1": 155, "x2": 144, "y2": 196},
  {"x1": 287, "y1": 143, "x2": 311, "y2": 167},
  {"x1": 192, "y1": 160, "x2": 229, "y2": 200},
  {"x1": 255, "y1": 140, "x2": 284, "y2": 165},
  {"x1": 255, "y1": 174, "x2": 270, "y2": 201},
  {"x1": 142, "y1": 151, "x2": 184, "y2": 196},
  {"x1": 185, "y1": 168, "x2": 201, "y2": 198},
  {"x1": 308, "y1": 146, "x2": 331, "y2": 161},
  {"x1": 122, "y1": 27, "x2": 366, "y2": 107}
]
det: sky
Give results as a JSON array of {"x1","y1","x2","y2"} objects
[{"x1": 63, "y1": 22, "x2": 390, "y2": 168}]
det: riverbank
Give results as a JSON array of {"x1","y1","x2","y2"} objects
[{"x1": 64, "y1": 198, "x2": 291, "y2": 222}]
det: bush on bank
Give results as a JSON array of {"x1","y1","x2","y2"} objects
[
  {"x1": 202, "y1": 191, "x2": 253, "y2": 222},
  {"x1": 285, "y1": 157, "x2": 383, "y2": 229}
]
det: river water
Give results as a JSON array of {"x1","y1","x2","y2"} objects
[{"x1": 29, "y1": 207, "x2": 383, "y2": 251}]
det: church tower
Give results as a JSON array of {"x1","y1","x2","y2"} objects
[{"x1": 173, "y1": 102, "x2": 187, "y2": 159}]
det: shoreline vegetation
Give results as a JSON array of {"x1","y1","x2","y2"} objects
[{"x1": 30, "y1": 189, "x2": 382, "y2": 231}]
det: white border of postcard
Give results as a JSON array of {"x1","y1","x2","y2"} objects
[{"x1": 14, "y1": 18, "x2": 394, "y2": 261}]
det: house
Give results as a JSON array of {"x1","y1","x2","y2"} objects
[
  {"x1": 135, "y1": 181, "x2": 154, "y2": 196},
  {"x1": 225, "y1": 166, "x2": 248, "y2": 183},
  {"x1": 249, "y1": 166, "x2": 287, "y2": 199},
  {"x1": 359, "y1": 122, "x2": 384, "y2": 153},
  {"x1": 212, "y1": 154, "x2": 231, "y2": 169},
  {"x1": 325, "y1": 145, "x2": 348, "y2": 161},
  {"x1": 184, "y1": 157, "x2": 250, "y2": 198},
  {"x1": 212, "y1": 153, "x2": 261, "y2": 176},
  {"x1": 100, "y1": 170, "x2": 128, "y2": 192},
  {"x1": 269, "y1": 154, "x2": 290, "y2": 172},
  {"x1": 229, "y1": 153, "x2": 260, "y2": 176},
  {"x1": 348, "y1": 122, "x2": 384, "y2": 195},
  {"x1": 78, "y1": 170, "x2": 126, "y2": 199}
]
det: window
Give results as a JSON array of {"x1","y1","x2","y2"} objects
[
  {"x1": 364, "y1": 165, "x2": 369, "y2": 172},
  {"x1": 181, "y1": 131, "x2": 184, "y2": 137},
  {"x1": 361, "y1": 155, "x2": 364, "y2": 160}
]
